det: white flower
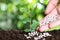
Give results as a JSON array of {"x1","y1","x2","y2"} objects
[
  {"x1": 1, "y1": 3, "x2": 7, "y2": 11},
  {"x1": 39, "y1": 0, "x2": 44, "y2": 3},
  {"x1": 28, "y1": 0, "x2": 32, "y2": 3},
  {"x1": 37, "y1": 3, "x2": 43, "y2": 9}
]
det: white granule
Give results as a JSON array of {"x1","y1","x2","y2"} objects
[
  {"x1": 40, "y1": 13, "x2": 60, "y2": 27},
  {"x1": 34, "y1": 37, "x2": 39, "y2": 40},
  {"x1": 43, "y1": 38, "x2": 45, "y2": 40},
  {"x1": 26, "y1": 36, "x2": 31, "y2": 39},
  {"x1": 24, "y1": 34, "x2": 31, "y2": 39},
  {"x1": 24, "y1": 31, "x2": 52, "y2": 40}
]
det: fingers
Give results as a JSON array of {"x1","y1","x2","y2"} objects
[
  {"x1": 39, "y1": 24, "x2": 49, "y2": 32},
  {"x1": 50, "y1": 5, "x2": 60, "y2": 28},
  {"x1": 39, "y1": 8, "x2": 59, "y2": 32},
  {"x1": 45, "y1": 8, "x2": 58, "y2": 18},
  {"x1": 39, "y1": 20, "x2": 60, "y2": 32},
  {"x1": 45, "y1": 0, "x2": 58, "y2": 15},
  {"x1": 50, "y1": 20, "x2": 60, "y2": 28},
  {"x1": 48, "y1": 7, "x2": 58, "y2": 15}
]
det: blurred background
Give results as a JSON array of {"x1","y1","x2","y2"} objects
[{"x1": 0, "y1": 0, "x2": 49, "y2": 32}]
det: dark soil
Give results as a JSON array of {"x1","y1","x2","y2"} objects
[{"x1": 0, "y1": 30, "x2": 60, "y2": 40}]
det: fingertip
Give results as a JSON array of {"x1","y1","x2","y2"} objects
[
  {"x1": 45, "y1": 0, "x2": 58, "y2": 15},
  {"x1": 39, "y1": 24, "x2": 49, "y2": 32},
  {"x1": 45, "y1": 10, "x2": 49, "y2": 15}
]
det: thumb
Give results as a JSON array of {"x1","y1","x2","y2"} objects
[{"x1": 45, "y1": 0, "x2": 58, "y2": 15}]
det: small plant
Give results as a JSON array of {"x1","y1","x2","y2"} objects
[{"x1": 24, "y1": 20, "x2": 39, "y2": 32}]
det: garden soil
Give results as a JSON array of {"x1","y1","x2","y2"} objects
[{"x1": 0, "y1": 30, "x2": 60, "y2": 40}]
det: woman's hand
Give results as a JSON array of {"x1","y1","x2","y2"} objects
[{"x1": 37, "y1": 0, "x2": 60, "y2": 32}]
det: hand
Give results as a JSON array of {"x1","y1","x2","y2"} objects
[{"x1": 37, "y1": 0, "x2": 60, "y2": 32}]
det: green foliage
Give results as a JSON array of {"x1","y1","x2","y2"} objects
[
  {"x1": 36, "y1": 14, "x2": 44, "y2": 21},
  {"x1": 30, "y1": 20, "x2": 39, "y2": 31},
  {"x1": 17, "y1": 21, "x2": 24, "y2": 30},
  {"x1": 24, "y1": 20, "x2": 39, "y2": 32},
  {"x1": 0, "y1": 0, "x2": 50, "y2": 32},
  {"x1": 40, "y1": 0, "x2": 49, "y2": 5},
  {"x1": 24, "y1": 29, "x2": 31, "y2": 32},
  {"x1": 44, "y1": 0, "x2": 49, "y2": 5}
]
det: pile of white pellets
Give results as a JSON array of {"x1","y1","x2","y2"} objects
[
  {"x1": 24, "y1": 31, "x2": 52, "y2": 40},
  {"x1": 40, "y1": 13, "x2": 60, "y2": 27}
]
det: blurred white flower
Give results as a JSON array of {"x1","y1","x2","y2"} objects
[
  {"x1": 39, "y1": 0, "x2": 44, "y2": 3},
  {"x1": 28, "y1": 0, "x2": 32, "y2": 3},
  {"x1": 1, "y1": 3, "x2": 7, "y2": 11},
  {"x1": 37, "y1": 3, "x2": 43, "y2": 9},
  {"x1": 0, "y1": 22, "x2": 6, "y2": 26}
]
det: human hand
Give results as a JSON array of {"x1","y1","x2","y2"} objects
[{"x1": 37, "y1": 0, "x2": 60, "y2": 32}]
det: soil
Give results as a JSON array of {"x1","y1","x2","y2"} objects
[{"x1": 0, "y1": 30, "x2": 60, "y2": 40}]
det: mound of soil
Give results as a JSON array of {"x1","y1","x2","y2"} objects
[{"x1": 0, "y1": 30, "x2": 60, "y2": 40}]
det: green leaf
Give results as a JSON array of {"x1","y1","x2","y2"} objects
[
  {"x1": 44, "y1": 0, "x2": 49, "y2": 5},
  {"x1": 36, "y1": 3, "x2": 45, "y2": 14},
  {"x1": 24, "y1": 20, "x2": 39, "y2": 32},
  {"x1": 7, "y1": 3, "x2": 13, "y2": 12},
  {"x1": 18, "y1": 15, "x2": 25, "y2": 20},
  {"x1": 30, "y1": 20, "x2": 39, "y2": 31},
  {"x1": 36, "y1": 14, "x2": 44, "y2": 21},
  {"x1": 24, "y1": 29, "x2": 31, "y2": 32},
  {"x1": 17, "y1": 21, "x2": 24, "y2": 30},
  {"x1": 22, "y1": 18, "x2": 30, "y2": 24},
  {"x1": 40, "y1": 0, "x2": 49, "y2": 5}
]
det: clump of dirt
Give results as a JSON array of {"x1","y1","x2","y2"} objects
[{"x1": 0, "y1": 30, "x2": 60, "y2": 40}]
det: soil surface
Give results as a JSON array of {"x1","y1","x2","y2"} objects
[{"x1": 0, "y1": 30, "x2": 60, "y2": 40}]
